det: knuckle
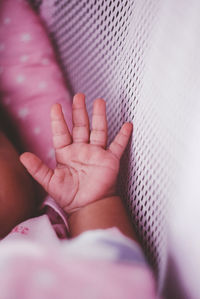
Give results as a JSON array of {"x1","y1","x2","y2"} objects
[
  {"x1": 33, "y1": 161, "x2": 43, "y2": 177},
  {"x1": 114, "y1": 140, "x2": 124, "y2": 149}
]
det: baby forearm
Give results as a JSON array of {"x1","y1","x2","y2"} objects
[{"x1": 68, "y1": 196, "x2": 137, "y2": 242}]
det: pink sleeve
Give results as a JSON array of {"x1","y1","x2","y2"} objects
[{"x1": 0, "y1": 219, "x2": 158, "y2": 299}]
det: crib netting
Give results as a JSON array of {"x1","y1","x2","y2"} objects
[{"x1": 30, "y1": 0, "x2": 200, "y2": 298}]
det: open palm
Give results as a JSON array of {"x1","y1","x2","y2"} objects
[{"x1": 20, "y1": 93, "x2": 133, "y2": 213}]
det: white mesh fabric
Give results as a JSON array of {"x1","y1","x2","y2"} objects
[
  {"x1": 137, "y1": 1, "x2": 200, "y2": 297},
  {"x1": 146, "y1": 1, "x2": 200, "y2": 298},
  {"x1": 31, "y1": 0, "x2": 200, "y2": 296}
]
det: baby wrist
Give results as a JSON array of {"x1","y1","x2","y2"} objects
[{"x1": 68, "y1": 195, "x2": 136, "y2": 241}]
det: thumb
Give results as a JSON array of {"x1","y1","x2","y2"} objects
[{"x1": 20, "y1": 152, "x2": 53, "y2": 192}]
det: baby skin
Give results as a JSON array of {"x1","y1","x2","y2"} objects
[
  {"x1": 20, "y1": 93, "x2": 136, "y2": 240},
  {"x1": 0, "y1": 131, "x2": 36, "y2": 238}
]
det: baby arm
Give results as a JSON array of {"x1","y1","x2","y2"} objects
[
  {"x1": 20, "y1": 93, "x2": 136, "y2": 240},
  {"x1": 68, "y1": 196, "x2": 137, "y2": 240}
]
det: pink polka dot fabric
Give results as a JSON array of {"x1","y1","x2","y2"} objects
[
  {"x1": 0, "y1": 0, "x2": 72, "y2": 169},
  {"x1": 0, "y1": 0, "x2": 72, "y2": 231}
]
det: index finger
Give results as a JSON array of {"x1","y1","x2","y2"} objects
[{"x1": 51, "y1": 103, "x2": 72, "y2": 150}]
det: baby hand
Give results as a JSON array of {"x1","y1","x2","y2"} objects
[{"x1": 20, "y1": 93, "x2": 133, "y2": 214}]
